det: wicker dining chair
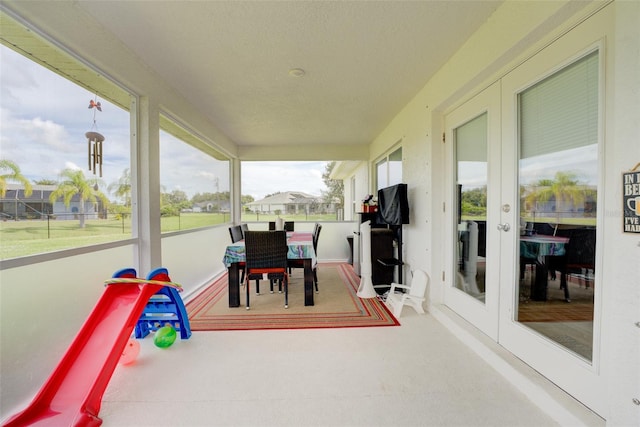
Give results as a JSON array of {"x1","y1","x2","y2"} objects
[
  {"x1": 228, "y1": 225, "x2": 244, "y2": 243},
  {"x1": 287, "y1": 223, "x2": 321, "y2": 293},
  {"x1": 244, "y1": 230, "x2": 289, "y2": 309},
  {"x1": 228, "y1": 225, "x2": 247, "y2": 283},
  {"x1": 268, "y1": 221, "x2": 294, "y2": 231}
]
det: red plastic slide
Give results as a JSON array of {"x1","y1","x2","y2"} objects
[{"x1": 2, "y1": 271, "x2": 164, "y2": 427}]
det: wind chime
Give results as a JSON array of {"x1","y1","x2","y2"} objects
[{"x1": 85, "y1": 97, "x2": 105, "y2": 177}]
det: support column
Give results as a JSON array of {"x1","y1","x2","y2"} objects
[
  {"x1": 232, "y1": 158, "x2": 242, "y2": 224},
  {"x1": 132, "y1": 96, "x2": 162, "y2": 275}
]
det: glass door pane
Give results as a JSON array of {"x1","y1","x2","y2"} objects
[
  {"x1": 455, "y1": 113, "x2": 488, "y2": 302},
  {"x1": 516, "y1": 51, "x2": 598, "y2": 361}
]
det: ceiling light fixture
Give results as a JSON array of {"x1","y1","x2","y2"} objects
[{"x1": 289, "y1": 68, "x2": 306, "y2": 77}]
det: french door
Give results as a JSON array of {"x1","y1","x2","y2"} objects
[
  {"x1": 444, "y1": 82, "x2": 501, "y2": 341},
  {"x1": 498, "y1": 38, "x2": 604, "y2": 414},
  {"x1": 444, "y1": 11, "x2": 608, "y2": 414}
]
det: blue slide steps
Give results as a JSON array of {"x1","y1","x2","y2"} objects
[{"x1": 133, "y1": 267, "x2": 192, "y2": 340}]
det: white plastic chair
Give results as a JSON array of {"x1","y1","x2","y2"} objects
[{"x1": 385, "y1": 270, "x2": 429, "y2": 318}]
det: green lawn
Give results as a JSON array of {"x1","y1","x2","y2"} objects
[
  {"x1": 0, "y1": 213, "x2": 225, "y2": 260},
  {"x1": 0, "y1": 212, "x2": 339, "y2": 260}
]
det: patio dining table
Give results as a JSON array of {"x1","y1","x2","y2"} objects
[
  {"x1": 223, "y1": 231, "x2": 317, "y2": 307},
  {"x1": 520, "y1": 234, "x2": 569, "y2": 262},
  {"x1": 520, "y1": 234, "x2": 570, "y2": 301}
]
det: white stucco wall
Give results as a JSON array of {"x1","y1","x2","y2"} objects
[{"x1": 603, "y1": 1, "x2": 640, "y2": 424}]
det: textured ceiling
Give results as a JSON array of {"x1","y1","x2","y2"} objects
[
  {"x1": 76, "y1": 1, "x2": 501, "y2": 147},
  {"x1": 3, "y1": 1, "x2": 502, "y2": 149}
]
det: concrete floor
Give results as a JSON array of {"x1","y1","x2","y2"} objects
[{"x1": 100, "y1": 309, "x2": 604, "y2": 427}]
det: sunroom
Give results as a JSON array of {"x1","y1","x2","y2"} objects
[{"x1": 1, "y1": 1, "x2": 638, "y2": 426}]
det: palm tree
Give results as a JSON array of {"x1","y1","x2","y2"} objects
[
  {"x1": 49, "y1": 168, "x2": 110, "y2": 228},
  {"x1": 108, "y1": 168, "x2": 132, "y2": 207},
  {"x1": 0, "y1": 159, "x2": 33, "y2": 198},
  {"x1": 525, "y1": 171, "x2": 586, "y2": 222}
]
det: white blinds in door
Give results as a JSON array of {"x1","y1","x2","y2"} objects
[
  {"x1": 456, "y1": 113, "x2": 487, "y2": 162},
  {"x1": 519, "y1": 51, "x2": 598, "y2": 159}
]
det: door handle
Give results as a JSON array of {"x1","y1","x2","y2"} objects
[{"x1": 497, "y1": 223, "x2": 511, "y2": 232}]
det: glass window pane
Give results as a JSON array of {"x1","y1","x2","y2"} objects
[
  {"x1": 376, "y1": 158, "x2": 388, "y2": 190},
  {"x1": 0, "y1": 45, "x2": 132, "y2": 260},
  {"x1": 376, "y1": 147, "x2": 403, "y2": 191},
  {"x1": 388, "y1": 147, "x2": 403, "y2": 186},
  {"x1": 241, "y1": 161, "x2": 343, "y2": 222},
  {"x1": 159, "y1": 123, "x2": 230, "y2": 232}
]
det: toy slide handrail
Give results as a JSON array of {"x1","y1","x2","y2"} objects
[{"x1": 104, "y1": 278, "x2": 183, "y2": 290}]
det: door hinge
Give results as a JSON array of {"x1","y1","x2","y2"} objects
[
  {"x1": 442, "y1": 132, "x2": 446, "y2": 143},
  {"x1": 442, "y1": 271, "x2": 445, "y2": 281},
  {"x1": 442, "y1": 202, "x2": 446, "y2": 212}
]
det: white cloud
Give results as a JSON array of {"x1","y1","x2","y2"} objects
[
  {"x1": 520, "y1": 145, "x2": 597, "y2": 185},
  {"x1": 1, "y1": 44, "x2": 330, "y2": 201},
  {"x1": 241, "y1": 161, "x2": 327, "y2": 200},
  {"x1": 64, "y1": 161, "x2": 83, "y2": 171}
]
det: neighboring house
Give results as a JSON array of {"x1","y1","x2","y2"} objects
[
  {"x1": 192, "y1": 199, "x2": 231, "y2": 213},
  {"x1": 0, "y1": 184, "x2": 103, "y2": 221},
  {"x1": 244, "y1": 191, "x2": 329, "y2": 215}
]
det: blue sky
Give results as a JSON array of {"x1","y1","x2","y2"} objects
[{"x1": 0, "y1": 45, "x2": 327, "y2": 201}]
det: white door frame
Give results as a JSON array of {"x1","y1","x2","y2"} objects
[{"x1": 443, "y1": 82, "x2": 501, "y2": 341}]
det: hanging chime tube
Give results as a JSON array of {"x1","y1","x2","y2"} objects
[{"x1": 85, "y1": 131, "x2": 105, "y2": 177}]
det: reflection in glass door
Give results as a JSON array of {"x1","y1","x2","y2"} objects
[
  {"x1": 455, "y1": 114, "x2": 488, "y2": 303},
  {"x1": 515, "y1": 51, "x2": 598, "y2": 361}
]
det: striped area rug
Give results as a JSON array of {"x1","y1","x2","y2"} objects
[
  {"x1": 518, "y1": 301, "x2": 594, "y2": 322},
  {"x1": 186, "y1": 263, "x2": 399, "y2": 331}
]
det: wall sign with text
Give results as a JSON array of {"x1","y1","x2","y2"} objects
[{"x1": 623, "y1": 165, "x2": 640, "y2": 233}]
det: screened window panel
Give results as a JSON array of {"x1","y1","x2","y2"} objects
[{"x1": 519, "y1": 51, "x2": 598, "y2": 159}]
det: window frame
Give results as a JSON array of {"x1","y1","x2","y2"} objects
[{"x1": 375, "y1": 145, "x2": 403, "y2": 191}]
